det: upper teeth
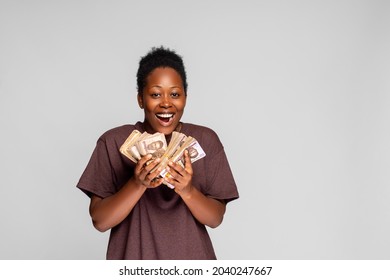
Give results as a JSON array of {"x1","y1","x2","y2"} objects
[{"x1": 156, "y1": 113, "x2": 173, "y2": 118}]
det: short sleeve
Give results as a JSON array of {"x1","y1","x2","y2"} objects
[
  {"x1": 204, "y1": 147, "x2": 239, "y2": 203},
  {"x1": 77, "y1": 138, "x2": 116, "y2": 198}
]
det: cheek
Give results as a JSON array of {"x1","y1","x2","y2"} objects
[
  {"x1": 144, "y1": 101, "x2": 158, "y2": 112},
  {"x1": 176, "y1": 100, "x2": 186, "y2": 111}
]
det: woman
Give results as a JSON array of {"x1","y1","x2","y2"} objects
[{"x1": 77, "y1": 47, "x2": 239, "y2": 259}]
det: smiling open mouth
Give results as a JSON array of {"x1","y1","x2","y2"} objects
[{"x1": 156, "y1": 113, "x2": 174, "y2": 123}]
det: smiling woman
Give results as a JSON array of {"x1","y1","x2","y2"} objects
[
  {"x1": 76, "y1": 46, "x2": 239, "y2": 260},
  {"x1": 138, "y1": 67, "x2": 186, "y2": 136}
]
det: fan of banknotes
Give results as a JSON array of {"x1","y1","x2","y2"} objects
[{"x1": 119, "y1": 130, "x2": 206, "y2": 188}]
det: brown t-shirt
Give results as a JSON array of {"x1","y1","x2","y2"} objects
[{"x1": 77, "y1": 122, "x2": 239, "y2": 259}]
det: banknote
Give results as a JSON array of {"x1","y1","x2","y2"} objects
[
  {"x1": 119, "y1": 130, "x2": 142, "y2": 163},
  {"x1": 176, "y1": 140, "x2": 206, "y2": 166},
  {"x1": 119, "y1": 129, "x2": 206, "y2": 188},
  {"x1": 136, "y1": 132, "x2": 167, "y2": 159},
  {"x1": 158, "y1": 138, "x2": 206, "y2": 188}
]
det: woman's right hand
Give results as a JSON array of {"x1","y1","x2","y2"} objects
[
  {"x1": 90, "y1": 154, "x2": 164, "y2": 232},
  {"x1": 133, "y1": 154, "x2": 164, "y2": 188}
]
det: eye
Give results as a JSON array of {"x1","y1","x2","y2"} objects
[
  {"x1": 171, "y1": 92, "x2": 180, "y2": 98},
  {"x1": 150, "y1": 93, "x2": 161, "y2": 98}
]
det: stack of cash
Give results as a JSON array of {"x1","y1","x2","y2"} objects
[{"x1": 120, "y1": 130, "x2": 206, "y2": 188}]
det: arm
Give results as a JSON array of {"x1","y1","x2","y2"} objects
[
  {"x1": 176, "y1": 185, "x2": 226, "y2": 228},
  {"x1": 165, "y1": 150, "x2": 226, "y2": 228},
  {"x1": 89, "y1": 155, "x2": 164, "y2": 232}
]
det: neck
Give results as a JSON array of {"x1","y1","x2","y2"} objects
[{"x1": 142, "y1": 121, "x2": 182, "y2": 135}]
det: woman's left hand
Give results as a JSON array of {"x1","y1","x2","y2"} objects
[
  {"x1": 166, "y1": 150, "x2": 226, "y2": 228},
  {"x1": 165, "y1": 150, "x2": 193, "y2": 196}
]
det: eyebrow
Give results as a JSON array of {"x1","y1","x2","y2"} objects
[{"x1": 150, "y1": 85, "x2": 181, "y2": 89}]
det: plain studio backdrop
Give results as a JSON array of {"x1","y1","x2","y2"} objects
[{"x1": 0, "y1": 0, "x2": 389, "y2": 260}]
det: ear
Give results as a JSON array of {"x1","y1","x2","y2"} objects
[{"x1": 137, "y1": 94, "x2": 144, "y2": 109}]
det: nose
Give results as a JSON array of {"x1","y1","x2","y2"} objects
[{"x1": 159, "y1": 94, "x2": 172, "y2": 108}]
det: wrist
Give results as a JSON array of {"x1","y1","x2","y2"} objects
[
  {"x1": 128, "y1": 177, "x2": 147, "y2": 192},
  {"x1": 175, "y1": 185, "x2": 194, "y2": 200}
]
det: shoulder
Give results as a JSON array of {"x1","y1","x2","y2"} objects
[
  {"x1": 100, "y1": 124, "x2": 136, "y2": 139},
  {"x1": 182, "y1": 123, "x2": 223, "y2": 153},
  {"x1": 98, "y1": 122, "x2": 141, "y2": 147}
]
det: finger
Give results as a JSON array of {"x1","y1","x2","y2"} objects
[
  {"x1": 148, "y1": 164, "x2": 163, "y2": 179},
  {"x1": 183, "y1": 150, "x2": 193, "y2": 174},
  {"x1": 166, "y1": 165, "x2": 181, "y2": 181},
  {"x1": 135, "y1": 154, "x2": 152, "y2": 174},
  {"x1": 167, "y1": 161, "x2": 185, "y2": 178},
  {"x1": 148, "y1": 177, "x2": 164, "y2": 188},
  {"x1": 164, "y1": 172, "x2": 179, "y2": 185},
  {"x1": 143, "y1": 157, "x2": 161, "y2": 173},
  {"x1": 140, "y1": 157, "x2": 161, "y2": 179}
]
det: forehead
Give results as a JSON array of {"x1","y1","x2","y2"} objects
[{"x1": 146, "y1": 67, "x2": 183, "y2": 86}]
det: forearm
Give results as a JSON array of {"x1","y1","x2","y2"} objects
[
  {"x1": 176, "y1": 186, "x2": 226, "y2": 228},
  {"x1": 89, "y1": 178, "x2": 146, "y2": 232}
]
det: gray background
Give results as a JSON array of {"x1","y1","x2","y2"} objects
[{"x1": 0, "y1": 0, "x2": 389, "y2": 259}]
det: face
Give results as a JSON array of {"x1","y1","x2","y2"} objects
[{"x1": 138, "y1": 67, "x2": 186, "y2": 135}]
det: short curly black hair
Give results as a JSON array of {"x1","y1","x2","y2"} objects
[{"x1": 136, "y1": 46, "x2": 188, "y2": 95}]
